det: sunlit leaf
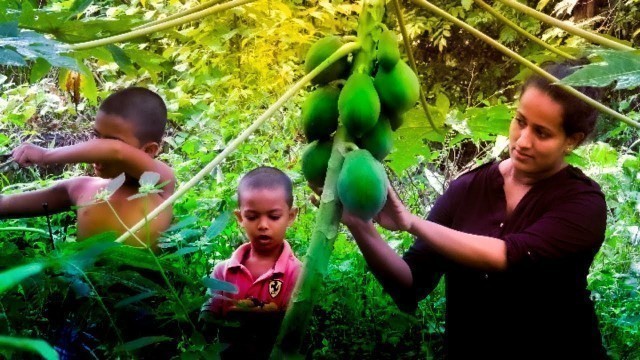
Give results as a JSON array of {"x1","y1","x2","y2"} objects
[
  {"x1": 0, "y1": 336, "x2": 58, "y2": 360},
  {"x1": 202, "y1": 276, "x2": 238, "y2": 294},
  {"x1": 0, "y1": 262, "x2": 45, "y2": 294},
  {"x1": 561, "y1": 50, "x2": 640, "y2": 90}
]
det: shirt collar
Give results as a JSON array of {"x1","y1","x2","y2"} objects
[{"x1": 226, "y1": 241, "x2": 293, "y2": 275}]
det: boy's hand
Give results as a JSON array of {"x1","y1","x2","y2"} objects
[{"x1": 11, "y1": 143, "x2": 48, "y2": 167}]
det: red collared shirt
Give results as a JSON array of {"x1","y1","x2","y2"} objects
[{"x1": 204, "y1": 240, "x2": 301, "y2": 315}]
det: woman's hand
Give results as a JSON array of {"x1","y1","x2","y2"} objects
[{"x1": 373, "y1": 185, "x2": 414, "y2": 232}]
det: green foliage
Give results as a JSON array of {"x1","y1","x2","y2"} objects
[
  {"x1": 0, "y1": 336, "x2": 59, "y2": 360},
  {"x1": 561, "y1": 50, "x2": 640, "y2": 89},
  {"x1": 0, "y1": 0, "x2": 639, "y2": 358}
]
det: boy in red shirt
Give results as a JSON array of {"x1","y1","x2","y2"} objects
[{"x1": 201, "y1": 166, "x2": 302, "y2": 358}]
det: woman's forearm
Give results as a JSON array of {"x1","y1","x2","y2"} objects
[
  {"x1": 406, "y1": 214, "x2": 507, "y2": 271},
  {"x1": 347, "y1": 219, "x2": 413, "y2": 289}
]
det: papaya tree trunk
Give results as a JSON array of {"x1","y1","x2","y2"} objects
[{"x1": 271, "y1": 0, "x2": 385, "y2": 357}]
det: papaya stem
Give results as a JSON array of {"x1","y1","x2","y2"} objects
[
  {"x1": 69, "y1": 0, "x2": 257, "y2": 51},
  {"x1": 272, "y1": 1, "x2": 385, "y2": 357},
  {"x1": 390, "y1": 0, "x2": 439, "y2": 133},
  {"x1": 410, "y1": 0, "x2": 640, "y2": 129},
  {"x1": 271, "y1": 127, "x2": 349, "y2": 358},
  {"x1": 114, "y1": 42, "x2": 361, "y2": 245},
  {"x1": 473, "y1": 0, "x2": 577, "y2": 60},
  {"x1": 495, "y1": 0, "x2": 635, "y2": 52},
  {"x1": 133, "y1": 0, "x2": 224, "y2": 30}
]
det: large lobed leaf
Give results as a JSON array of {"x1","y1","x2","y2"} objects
[{"x1": 561, "y1": 50, "x2": 640, "y2": 90}]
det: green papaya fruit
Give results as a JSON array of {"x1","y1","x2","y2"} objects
[
  {"x1": 359, "y1": 117, "x2": 393, "y2": 161},
  {"x1": 301, "y1": 86, "x2": 340, "y2": 141},
  {"x1": 388, "y1": 112, "x2": 404, "y2": 131},
  {"x1": 337, "y1": 150, "x2": 387, "y2": 220},
  {"x1": 377, "y1": 30, "x2": 400, "y2": 71},
  {"x1": 305, "y1": 36, "x2": 350, "y2": 85},
  {"x1": 301, "y1": 140, "x2": 333, "y2": 187},
  {"x1": 338, "y1": 73, "x2": 381, "y2": 138},
  {"x1": 374, "y1": 60, "x2": 420, "y2": 114}
]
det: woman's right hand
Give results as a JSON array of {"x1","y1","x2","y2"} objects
[{"x1": 373, "y1": 185, "x2": 414, "y2": 232}]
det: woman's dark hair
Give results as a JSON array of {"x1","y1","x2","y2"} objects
[{"x1": 521, "y1": 61, "x2": 602, "y2": 145}]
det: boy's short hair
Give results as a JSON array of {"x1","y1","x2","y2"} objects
[
  {"x1": 99, "y1": 87, "x2": 167, "y2": 144},
  {"x1": 238, "y1": 167, "x2": 293, "y2": 208}
]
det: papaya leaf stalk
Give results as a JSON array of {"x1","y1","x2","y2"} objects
[
  {"x1": 473, "y1": 0, "x2": 576, "y2": 60},
  {"x1": 133, "y1": 0, "x2": 224, "y2": 30},
  {"x1": 69, "y1": 0, "x2": 257, "y2": 51},
  {"x1": 390, "y1": 0, "x2": 439, "y2": 132},
  {"x1": 496, "y1": 0, "x2": 635, "y2": 52},
  {"x1": 114, "y1": 42, "x2": 361, "y2": 245},
  {"x1": 272, "y1": 1, "x2": 385, "y2": 357},
  {"x1": 410, "y1": 0, "x2": 640, "y2": 129}
]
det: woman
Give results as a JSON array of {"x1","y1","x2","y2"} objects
[{"x1": 345, "y1": 63, "x2": 608, "y2": 359}]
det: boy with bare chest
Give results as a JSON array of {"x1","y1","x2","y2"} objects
[{"x1": 0, "y1": 87, "x2": 175, "y2": 248}]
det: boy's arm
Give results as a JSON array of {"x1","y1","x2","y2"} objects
[
  {"x1": 0, "y1": 177, "x2": 86, "y2": 219},
  {"x1": 12, "y1": 140, "x2": 175, "y2": 197}
]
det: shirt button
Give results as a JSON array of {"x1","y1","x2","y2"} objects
[
  {"x1": 484, "y1": 273, "x2": 489, "y2": 279},
  {"x1": 499, "y1": 222, "x2": 504, "y2": 228}
]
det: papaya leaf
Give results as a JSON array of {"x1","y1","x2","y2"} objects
[
  {"x1": 115, "y1": 336, "x2": 172, "y2": 352},
  {"x1": 464, "y1": 104, "x2": 512, "y2": 141},
  {"x1": 561, "y1": 50, "x2": 640, "y2": 90},
  {"x1": 202, "y1": 276, "x2": 238, "y2": 294},
  {"x1": 68, "y1": 0, "x2": 93, "y2": 17},
  {"x1": 0, "y1": 262, "x2": 46, "y2": 294},
  {"x1": 0, "y1": 29, "x2": 78, "y2": 70},
  {"x1": 0, "y1": 336, "x2": 58, "y2": 360},
  {"x1": 0, "y1": 22, "x2": 18, "y2": 37},
  {"x1": 0, "y1": 47, "x2": 25, "y2": 66},
  {"x1": 387, "y1": 107, "x2": 445, "y2": 174}
]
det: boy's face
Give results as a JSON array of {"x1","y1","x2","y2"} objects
[
  {"x1": 93, "y1": 111, "x2": 143, "y2": 178},
  {"x1": 235, "y1": 187, "x2": 297, "y2": 255}
]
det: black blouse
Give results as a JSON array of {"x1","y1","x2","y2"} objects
[{"x1": 397, "y1": 161, "x2": 608, "y2": 359}]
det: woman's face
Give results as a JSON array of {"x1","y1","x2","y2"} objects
[{"x1": 509, "y1": 86, "x2": 582, "y2": 176}]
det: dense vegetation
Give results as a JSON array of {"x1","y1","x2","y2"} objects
[{"x1": 0, "y1": 0, "x2": 639, "y2": 358}]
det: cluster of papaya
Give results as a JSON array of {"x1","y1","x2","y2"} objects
[{"x1": 300, "y1": 30, "x2": 420, "y2": 220}]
